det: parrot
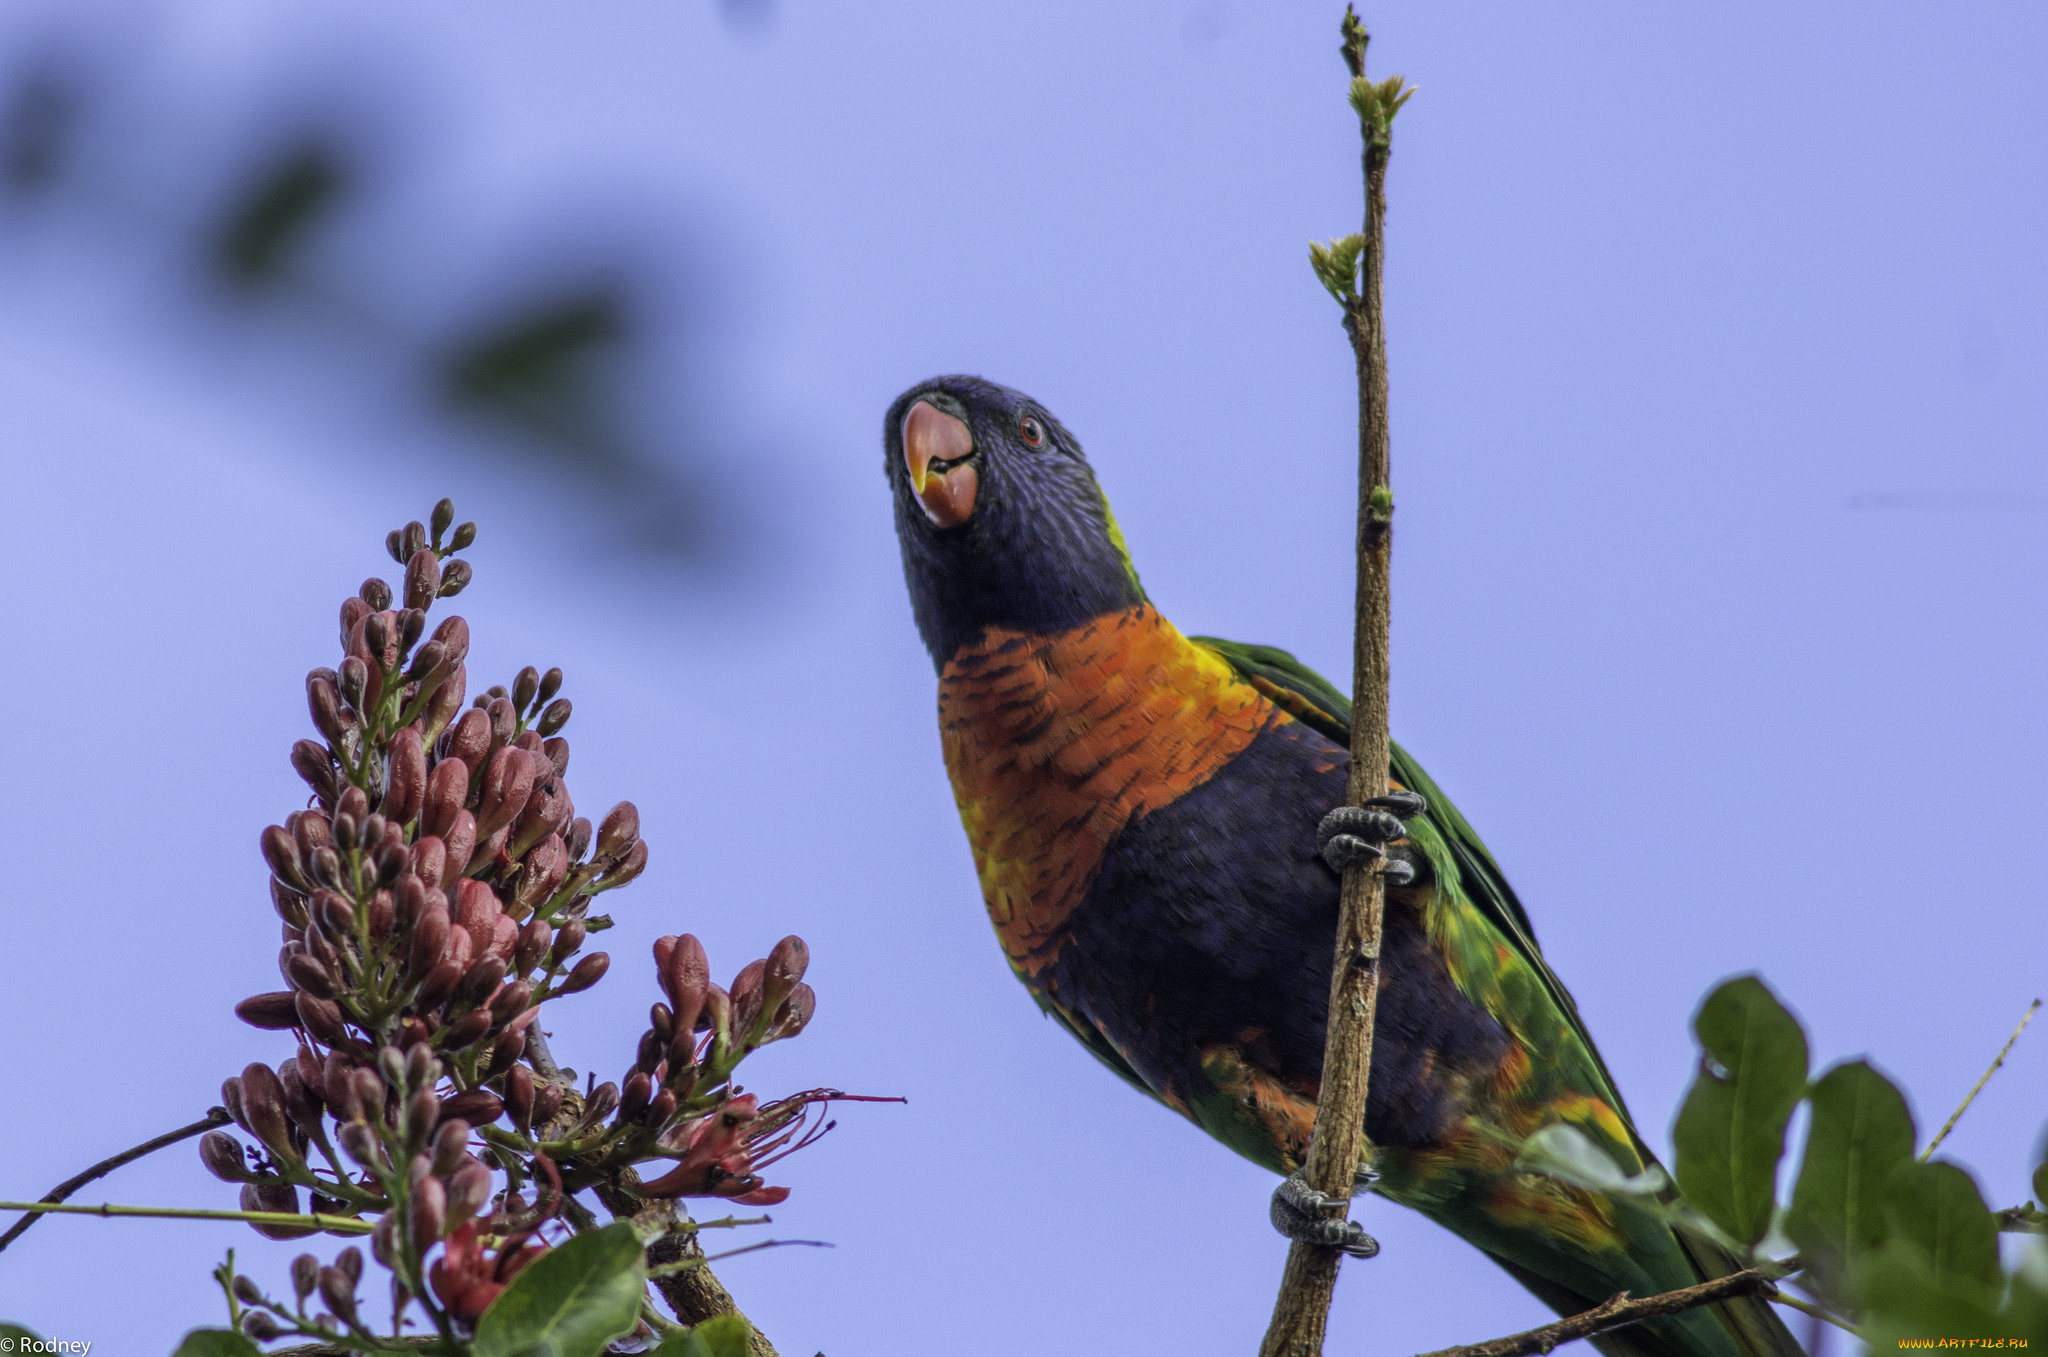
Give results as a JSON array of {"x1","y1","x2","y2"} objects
[{"x1": 884, "y1": 374, "x2": 1803, "y2": 1357}]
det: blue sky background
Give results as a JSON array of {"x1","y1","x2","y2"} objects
[{"x1": 1, "y1": 2, "x2": 2043, "y2": 1353}]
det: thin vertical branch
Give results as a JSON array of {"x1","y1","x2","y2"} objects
[{"x1": 1260, "y1": 10, "x2": 1411, "y2": 1355}]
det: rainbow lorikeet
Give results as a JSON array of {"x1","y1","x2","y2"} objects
[{"x1": 885, "y1": 376, "x2": 1802, "y2": 1357}]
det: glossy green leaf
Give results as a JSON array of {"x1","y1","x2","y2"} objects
[
  {"x1": 1859, "y1": 1243, "x2": 2029, "y2": 1346},
  {"x1": 1883, "y1": 1159, "x2": 2001, "y2": 1296},
  {"x1": 472, "y1": 1222, "x2": 647, "y2": 1357},
  {"x1": 1784, "y1": 1059, "x2": 1916, "y2": 1312},
  {"x1": 652, "y1": 1314, "x2": 756, "y2": 1357},
  {"x1": 1671, "y1": 976, "x2": 1809, "y2": 1251},
  {"x1": 171, "y1": 1330, "x2": 263, "y2": 1357}
]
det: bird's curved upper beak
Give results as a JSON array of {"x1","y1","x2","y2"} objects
[{"x1": 902, "y1": 400, "x2": 979, "y2": 528}]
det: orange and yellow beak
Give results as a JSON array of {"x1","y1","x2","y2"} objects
[{"x1": 902, "y1": 400, "x2": 979, "y2": 528}]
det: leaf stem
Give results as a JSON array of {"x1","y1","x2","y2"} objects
[{"x1": 0, "y1": 1199, "x2": 373, "y2": 1233}]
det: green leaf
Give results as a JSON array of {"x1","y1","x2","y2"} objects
[
  {"x1": 472, "y1": 1222, "x2": 648, "y2": 1357},
  {"x1": 1784, "y1": 1059, "x2": 1917, "y2": 1313},
  {"x1": 171, "y1": 1330, "x2": 263, "y2": 1357},
  {"x1": 1859, "y1": 1244, "x2": 2018, "y2": 1345},
  {"x1": 1883, "y1": 1159, "x2": 2002, "y2": 1297},
  {"x1": 652, "y1": 1314, "x2": 756, "y2": 1357},
  {"x1": 1671, "y1": 976, "x2": 1809, "y2": 1251}
]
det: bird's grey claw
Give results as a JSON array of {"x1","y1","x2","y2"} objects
[
  {"x1": 1380, "y1": 855, "x2": 1416, "y2": 887},
  {"x1": 1271, "y1": 1171, "x2": 1380, "y2": 1259},
  {"x1": 1316, "y1": 803, "x2": 1421, "y2": 878},
  {"x1": 1363, "y1": 791, "x2": 1427, "y2": 819}
]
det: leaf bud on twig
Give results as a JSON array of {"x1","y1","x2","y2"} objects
[
  {"x1": 560, "y1": 952, "x2": 609, "y2": 994},
  {"x1": 200, "y1": 1130, "x2": 254, "y2": 1182},
  {"x1": 405, "y1": 547, "x2": 442, "y2": 612},
  {"x1": 235, "y1": 992, "x2": 302, "y2": 1030}
]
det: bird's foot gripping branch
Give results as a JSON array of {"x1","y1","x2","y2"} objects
[{"x1": 2, "y1": 502, "x2": 896, "y2": 1357}]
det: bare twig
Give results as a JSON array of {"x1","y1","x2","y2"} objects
[
  {"x1": 1996, "y1": 1205, "x2": 2047, "y2": 1234},
  {"x1": 1259, "y1": 10, "x2": 1410, "y2": 1356},
  {"x1": 1921, "y1": 998, "x2": 2039, "y2": 1162},
  {"x1": 1411, "y1": 1268, "x2": 1791, "y2": 1357},
  {"x1": 648, "y1": 1238, "x2": 832, "y2": 1276},
  {"x1": 0, "y1": 1108, "x2": 232, "y2": 1254},
  {"x1": 595, "y1": 1170, "x2": 781, "y2": 1357}
]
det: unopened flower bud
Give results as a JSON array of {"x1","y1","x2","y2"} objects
[
  {"x1": 513, "y1": 919, "x2": 552, "y2": 975},
  {"x1": 582, "y1": 1082, "x2": 620, "y2": 1124},
  {"x1": 532, "y1": 1082, "x2": 565, "y2": 1130},
  {"x1": 200, "y1": 1130, "x2": 253, "y2": 1182},
  {"x1": 241, "y1": 1182, "x2": 316, "y2": 1240},
  {"x1": 336, "y1": 785, "x2": 369, "y2": 821},
  {"x1": 406, "y1": 1087, "x2": 441, "y2": 1151},
  {"x1": 442, "y1": 707, "x2": 492, "y2": 776},
  {"x1": 441, "y1": 1009, "x2": 493, "y2": 1050},
  {"x1": 405, "y1": 1042, "x2": 440, "y2": 1089},
  {"x1": 636, "y1": 1029, "x2": 663, "y2": 1073},
  {"x1": 649, "y1": 1002, "x2": 675, "y2": 1047},
  {"x1": 439, "y1": 557, "x2": 473, "y2": 596},
  {"x1": 339, "y1": 655, "x2": 370, "y2": 713},
  {"x1": 439, "y1": 1090, "x2": 503, "y2": 1126},
  {"x1": 359, "y1": 576, "x2": 392, "y2": 611},
  {"x1": 295, "y1": 992, "x2": 350, "y2": 1046},
  {"x1": 270, "y1": 879, "x2": 310, "y2": 931},
  {"x1": 475, "y1": 746, "x2": 538, "y2": 839},
  {"x1": 405, "y1": 547, "x2": 442, "y2": 611},
  {"x1": 338, "y1": 1121, "x2": 382, "y2": 1169},
  {"x1": 332, "y1": 812, "x2": 360, "y2": 852},
  {"x1": 487, "y1": 695, "x2": 516, "y2": 748},
  {"x1": 702, "y1": 986, "x2": 731, "y2": 1040},
  {"x1": 512, "y1": 665, "x2": 540, "y2": 715},
  {"x1": 661, "y1": 934, "x2": 710, "y2": 1035},
  {"x1": 766, "y1": 983, "x2": 816, "y2": 1043},
  {"x1": 307, "y1": 673, "x2": 353, "y2": 744},
  {"x1": 506, "y1": 1067, "x2": 535, "y2": 1132},
  {"x1": 316, "y1": 889, "x2": 355, "y2": 937},
  {"x1": 290, "y1": 739, "x2": 339, "y2": 804},
  {"x1": 597, "y1": 839, "x2": 648, "y2": 891},
  {"x1": 261, "y1": 825, "x2": 308, "y2": 893},
  {"x1": 430, "y1": 1119, "x2": 469, "y2": 1176},
  {"x1": 566, "y1": 816, "x2": 593, "y2": 862},
  {"x1": 309, "y1": 846, "x2": 345, "y2": 892},
  {"x1": 416, "y1": 958, "x2": 462, "y2": 1011},
  {"x1": 235, "y1": 991, "x2": 301, "y2": 1030},
  {"x1": 446, "y1": 1159, "x2": 492, "y2": 1228},
  {"x1": 407, "y1": 902, "x2": 451, "y2": 979},
  {"x1": 621, "y1": 1071, "x2": 651, "y2": 1122},
  {"x1": 560, "y1": 952, "x2": 609, "y2": 994},
  {"x1": 324, "y1": 1062, "x2": 362, "y2": 1123},
  {"x1": 730, "y1": 959, "x2": 766, "y2": 1038},
  {"x1": 548, "y1": 918, "x2": 586, "y2": 967},
  {"x1": 319, "y1": 1264, "x2": 361, "y2": 1326},
  {"x1": 372, "y1": 1048, "x2": 405, "y2": 1095},
  {"x1": 405, "y1": 640, "x2": 447, "y2": 685},
  {"x1": 364, "y1": 610, "x2": 391, "y2": 663},
  {"x1": 596, "y1": 802, "x2": 640, "y2": 859},
  {"x1": 279, "y1": 1060, "x2": 325, "y2": 1139},
  {"x1": 486, "y1": 1028, "x2": 525, "y2": 1077},
  {"x1": 423, "y1": 664, "x2": 467, "y2": 744},
  {"x1": 457, "y1": 956, "x2": 508, "y2": 1007},
  {"x1": 371, "y1": 1213, "x2": 398, "y2": 1269},
  {"x1": 408, "y1": 1174, "x2": 446, "y2": 1252},
  {"x1": 490, "y1": 980, "x2": 533, "y2": 1025},
  {"x1": 285, "y1": 952, "x2": 334, "y2": 999},
  {"x1": 381, "y1": 727, "x2": 427, "y2": 827},
  {"x1": 430, "y1": 498, "x2": 455, "y2": 542},
  {"x1": 241, "y1": 1312, "x2": 280, "y2": 1343},
  {"x1": 400, "y1": 606, "x2": 426, "y2": 652},
  {"x1": 645, "y1": 1088, "x2": 676, "y2": 1126},
  {"x1": 292, "y1": 1253, "x2": 320, "y2": 1301},
  {"x1": 763, "y1": 935, "x2": 809, "y2": 1010},
  {"x1": 293, "y1": 809, "x2": 334, "y2": 856}
]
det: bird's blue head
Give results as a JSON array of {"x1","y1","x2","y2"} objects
[{"x1": 885, "y1": 375, "x2": 1146, "y2": 669}]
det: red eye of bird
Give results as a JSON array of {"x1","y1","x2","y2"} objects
[{"x1": 1019, "y1": 415, "x2": 1045, "y2": 447}]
